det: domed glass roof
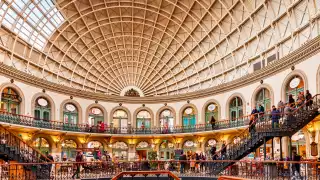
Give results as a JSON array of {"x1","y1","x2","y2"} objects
[{"x1": 0, "y1": 0, "x2": 318, "y2": 96}]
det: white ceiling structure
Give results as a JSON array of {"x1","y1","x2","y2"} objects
[{"x1": 0, "y1": 0, "x2": 319, "y2": 96}]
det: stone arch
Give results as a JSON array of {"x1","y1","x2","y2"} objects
[
  {"x1": 31, "y1": 134, "x2": 55, "y2": 150},
  {"x1": 0, "y1": 82, "x2": 25, "y2": 114},
  {"x1": 201, "y1": 99, "x2": 221, "y2": 123},
  {"x1": 281, "y1": 69, "x2": 308, "y2": 102},
  {"x1": 109, "y1": 106, "x2": 131, "y2": 126},
  {"x1": 156, "y1": 106, "x2": 176, "y2": 127},
  {"x1": 225, "y1": 93, "x2": 246, "y2": 119},
  {"x1": 133, "y1": 107, "x2": 154, "y2": 128},
  {"x1": 31, "y1": 92, "x2": 56, "y2": 121},
  {"x1": 60, "y1": 99, "x2": 83, "y2": 124},
  {"x1": 251, "y1": 83, "x2": 275, "y2": 110},
  {"x1": 85, "y1": 103, "x2": 108, "y2": 124},
  {"x1": 179, "y1": 103, "x2": 198, "y2": 126}
]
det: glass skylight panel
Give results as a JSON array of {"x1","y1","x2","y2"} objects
[{"x1": 0, "y1": 0, "x2": 65, "y2": 50}]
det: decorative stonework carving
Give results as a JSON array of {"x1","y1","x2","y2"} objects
[{"x1": 124, "y1": 88, "x2": 140, "y2": 97}]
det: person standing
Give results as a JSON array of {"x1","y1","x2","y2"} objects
[
  {"x1": 278, "y1": 100, "x2": 284, "y2": 113},
  {"x1": 179, "y1": 152, "x2": 187, "y2": 174},
  {"x1": 271, "y1": 105, "x2": 280, "y2": 128},
  {"x1": 292, "y1": 151, "x2": 301, "y2": 177},
  {"x1": 210, "y1": 116, "x2": 216, "y2": 130},
  {"x1": 221, "y1": 142, "x2": 226, "y2": 159},
  {"x1": 288, "y1": 94, "x2": 295, "y2": 107},
  {"x1": 72, "y1": 151, "x2": 83, "y2": 179},
  {"x1": 47, "y1": 153, "x2": 54, "y2": 177},
  {"x1": 305, "y1": 90, "x2": 313, "y2": 110}
]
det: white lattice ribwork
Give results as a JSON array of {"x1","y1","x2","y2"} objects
[{"x1": 0, "y1": 0, "x2": 319, "y2": 96}]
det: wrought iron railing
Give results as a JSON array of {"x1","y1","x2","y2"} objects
[
  {"x1": 209, "y1": 94, "x2": 320, "y2": 175},
  {"x1": 0, "y1": 110, "x2": 250, "y2": 134},
  {"x1": 0, "y1": 160, "x2": 319, "y2": 179},
  {"x1": 0, "y1": 125, "x2": 51, "y2": 163}
]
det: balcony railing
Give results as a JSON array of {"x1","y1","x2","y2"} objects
[
  {"x1": 0, "y1": 160, "x2": 319, "y2": 179},
  {"x1": 0, "y1": 110, "x2": 249, "y2": 134}
]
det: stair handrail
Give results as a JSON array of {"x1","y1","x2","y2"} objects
[
  {"x1": 210, "y1": 94, "x2": 319, "y2": 160},
  {"x1": 0, "y1": 125, "x2": 53, "y2": 162}
]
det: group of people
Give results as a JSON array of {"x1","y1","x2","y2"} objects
[
  {"x1": 179, "y1": 151, "x2": 208, "y2": 173},
  {"x1": 248, "y1": 90, "x2": 313, "y2": 133},
  {"x1": 85, "y1": 121, "x2": 105, "y2": 133}
]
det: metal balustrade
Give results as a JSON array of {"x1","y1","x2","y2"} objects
[
  {"x1": 0, "y1": 160, "x2": 318, "y2": 179},
  {"x1": 0, "y1": 111, "x2": 249, "y2": 135},
  {"x1": 209, "y1": 95, "x2": 320, "y2": 175}
]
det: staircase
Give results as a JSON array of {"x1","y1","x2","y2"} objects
[
  {"x1": 0, "y1": 125, "x2": 52, "y2": 179},
  {"x1": 211, "y1": 95, "x2": 320, "y2": 175}
]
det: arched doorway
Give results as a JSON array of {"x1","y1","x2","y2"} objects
[
  {"x1": 159, "y1": 140, "x2": 174, "y2": 160},
  {"x1": 111, "y1": 141, "x2": 128, "y2": 160},
  {"x1": 63, "y1": 103, "x2": 78, "y2": 124},
  {"x1": 88, "y1": 107, "x2": 104, "y2": 126},
  {"x1": 61, "y1": 139, "x2": 77, "y2": 160},
  {"x1": 87, "y1": 141, "x2": 103, "y2": 160},
  {"x1": 285, "y1": 76, "x2": 304, "y2": 102},
  {"x1": 136, "y1": 141, "x2": 151, "y2": 160},
  {"x1": 33, "y1": 137, "x2": 50, "y2": 154},
  {"x1": 159, "y1": 109, "x2": 174, "y2": 133},
  {"x1": 182, "y1": 107, "x2": 196, "y2": 126},
  {"x1": 34, "y1": 97, "x2": 51, "y2": 121},
  {"x1": 255, "y1": 88, "x2": 271, "y2": 111},
  {"x1": 113, "y1": 109, "x2": 128, "y2": 133},
  {"x1": 229, "y1": 97, "x2": 243, "y2": 120},
  {"x1": 205, "y1": 103, "x2": 219, "y2": 123},
  {"x1": 136, "y1": 110, "x2": 151, "y2": 129},
  {"x1": 0, "y1": 87, "x2": 22, "y2": 114}
]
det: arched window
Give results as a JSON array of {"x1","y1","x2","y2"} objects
[
  {"x1": 88, "y1": 107, "x2": 104, "y2": 126},
  {"x1": 136, "y1": 110, "x2": 151, "y2": 129},
  {"x1": 113, "y1": 110, "x2": 128, "y2": 131},
  {"x1": 0, "y1": 87, "x2": 22, "y2": 114},
  {"x1": 205, "y1": 103, "x2": 219, "y2": 123},
  {"x1": 286, "y1": 76, "x2": 304, "y2": 102},
  {"x1": 34, "y1": 97, "x2": 51, "y2": 121},
  {"x1": 159, "y1": 140, "x2": 174, "y2": 160},
  {"x1": 112, "y1": 142, "x2": 128, "y2": 160},
  {"x1": 33, "y1": 137, "x2": 50, "y2": 154},
  {"x1": 63, "y1": 103, "x2": 78, "y2": 124},
  {"x1": 182, "y1": 107, "x2": 196, "y2": 126},
  {"x1": 61, "y1": 140, "x2": 77, "y2": 160},
  {"x1": 159, "y1": 109, "x2": 174, "y2": 128},
  {"x1": 255, "y1": 88, "x2": 271, "y2": 111},
  {"x1": 229, "y1": 97, "x2": 243, "y2": 120}
]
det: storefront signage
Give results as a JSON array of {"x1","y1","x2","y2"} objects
[
  {"x1": 185, "y1": 108, "x2": 193, "y2": 115},
  {"x1": 66, "y1": 104, "x2": 76, "y2": 112}
]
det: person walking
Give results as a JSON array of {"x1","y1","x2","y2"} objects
[{"x1": 72, "y1": 151, "x2": 83, "y2": 179}]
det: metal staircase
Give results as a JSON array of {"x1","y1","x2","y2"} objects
[
  {"x1": 0, "y1": 125, "x2": 52, "y2": 179},
  {"x1": 211, "y1": 95, "x2": 320, "y2": 175}
]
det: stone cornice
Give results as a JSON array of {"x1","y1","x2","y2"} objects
[{"x1": 0, "y1": 36, "x2": 319, "y2": 103}]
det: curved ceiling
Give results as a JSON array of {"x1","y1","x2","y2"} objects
[{"x1": 0, "y1": 0, "x2": 319, "y2": 97}]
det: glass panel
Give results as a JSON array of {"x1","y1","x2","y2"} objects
[
  {"x1": 35, "y1": 109, "x2": 41, "y2": 120},
  {"x1": 43, "y1": 111, "x2": 50, "y2": 121}
]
